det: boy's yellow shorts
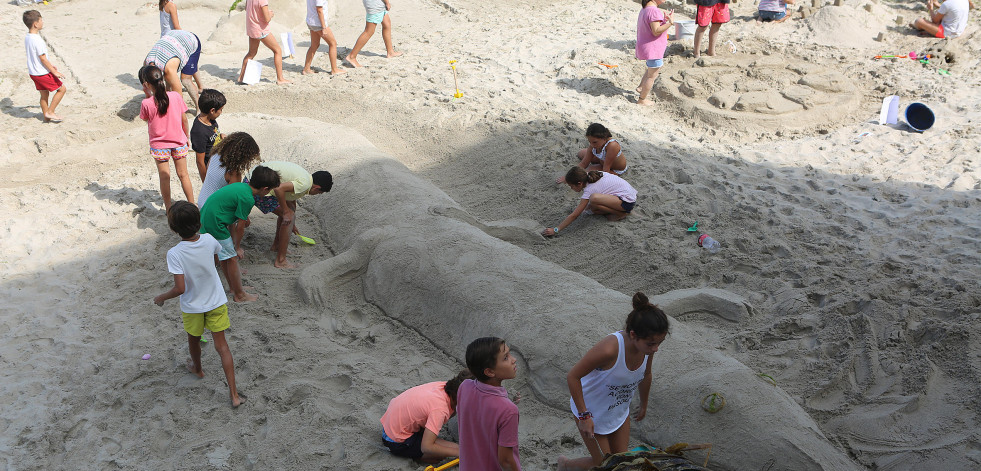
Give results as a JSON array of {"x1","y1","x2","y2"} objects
[{"x1": 182, "y1": 304, "x2": 230, "y2": 337}]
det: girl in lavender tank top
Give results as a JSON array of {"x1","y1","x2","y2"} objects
[
  {"x1": 542, "y1": 167, "x2": 638, "y2": 237},
  {"x1": 558, "y1": 293, "x2": 670, "y2": 471}
]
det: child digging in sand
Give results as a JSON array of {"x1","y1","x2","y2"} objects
[
  {"x1": 457, "y1": 337, "x2": 522, "y2": 471},
  {"x1": 199, "y1": 166, "x2": 280, "y2": 302},
  {"x1": 153, "y1": 201, "x2": 244, "y2": 408},
  {"x1": 558, "y1": 293, "x2": 668, "y2": 470},
  {"x1": 23, "y1": 10, "x2": 67, "y2": 123},
  {"x1": 139, "y1": 65, "x2": 194, "y2": 211},
  {"x1": 303, "y1": 0, "x2": 345, "y2": 75},
  {"x1": 345, "y1": 0, "x2": 402, "y2": 67},
  {"x1": 543, "y1": 167, "x2": 637, "y2": 237},
  {"x1": 381, "y1": 370, "x2": 473, "y2": 463},
  {"x1": 557, "y1": 123, "x2": 627, "y2": 183},
  {"x1": 635, "y1": 0, "x2": 673, "y2": 106}
]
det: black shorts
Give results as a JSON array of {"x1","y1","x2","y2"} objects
[
  {"x1": 619, "y1": 198, "x2": 635, "y2": 213},
  {"x1": 382, "y1": 429, "x2": 425, "y2": 459}
]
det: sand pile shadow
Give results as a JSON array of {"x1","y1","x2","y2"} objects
[{"x1": 231, "y1": 115, "x2": 861, "y2": 471}]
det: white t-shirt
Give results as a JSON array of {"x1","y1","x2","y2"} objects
[
  {"x1": 938, "y1": 0, "x2": 969, "y2": 38},
  {"x1": 581, "y1": 173, "x2": 638, "y2": 203},
  {"x1": 306, "y1": 0, "x2": 328, "y2": 27},
  {"x1": 166, "y1": 233, "x2": 228, "y2": 314},
  {"x1": 363, "y1": 0, "x2": 386, "y2": 15},
  {"x1": 24, "y1": 33, "x2": 49, "y2": 76}
]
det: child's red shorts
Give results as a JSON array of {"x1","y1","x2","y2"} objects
[
  {"x1": 935, "y1": 23, "x2": 945, "y2": 39},
  {"x1": 30, "y1": 72, "x2": 63, "y2": 92},
  {"x1": 696, "y1": 4, "x2": 731, "y2": 27}
]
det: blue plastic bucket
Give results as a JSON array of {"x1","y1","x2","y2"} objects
[{"x1": 904, "y1": 102, "x2": 935, "y2": 132}]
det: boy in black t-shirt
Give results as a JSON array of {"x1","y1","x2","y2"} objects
[{"x1": 191, "y1": 89, "x2": 226, "y2": 181}]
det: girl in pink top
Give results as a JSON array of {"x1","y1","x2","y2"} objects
[
  {"x1": 635, "y1": 0, "x2": 674, "y2": 106},
  {"x1": 237, "y1": 0, "x2": 290, "y2": 84},
  {"x1": 139, "y1": 65, "x2": 193, "y2": 211},
  {"x1": 542, "y1": 167, "x2": 637, "y2": 237},
  {"x1": 380, "y1": 370, "x2": 472, "y2": 463}
]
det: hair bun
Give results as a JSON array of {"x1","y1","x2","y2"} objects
[{"x1": 632, "y1": 292, "x2": 650, "y2": 309}]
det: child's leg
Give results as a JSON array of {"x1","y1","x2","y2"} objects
[
  {"x1": 693, "y1": 25, "x2": 709, "y2": 58},
  {"x1": 231, "y1": 219, "x2": 248, "y2": 259},
  {"x1": 346, "y1": 23, "x2": 378, "y2": 67},
  {"x1": 637, "y1": 67, "x2": 661, "y2": 105},
  {"x1": 38, "y1": 90, "x2": 50, "y2": 118},
  {"x1": 557, "y1": 424, "x2": 611, "y2": 471},
  {"x1": 260, "y1": 34, "x2": 291, "y2": 84},
  {"x1": 186, "y1": 332, "x2": 205, "y2": 378},
  {"x1": 380, "y1": 14, "x2": 402, "y2": 58},
  {"x1": 154, "y1": 158, "x2": 173, "y2": 210},
  {"x1": 322, "y1": 29, "x2": 345, "y2": 74},
  {"x1": 272, "y1": 202, "x2": 298, "y2": 269},
  {"x1": 706, "y1": 23, "x2": 722, "y2": 56},
  {"x1": 588, "y1": 194, "x2": 630, "y2": 220},
  {"x1": 181, "y1": 74, "x2": 201, "y2": 110},
  {"x1": 221, "y1": 257, "x2": 257, "y2": 302},
  {"x1": 173, "y1": 150, "x2": 195, "y2": 203},
  {"x1": 303, "y1": 29, "x2": 322, "y2": 74},
  {"x1": 238, "y1": 38, "x2": 262, "y2": 83},
  {"x1": 48, "y1": 85, "x2": 67, "y2": 118},
  {"x1": 912, "y1": 17, "x2": 941, "y2": 35},
  {"x1": 211, "y1": 330, "x2": 243, "y2": 407}
]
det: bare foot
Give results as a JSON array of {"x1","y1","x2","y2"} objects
[
  {"x1": 232, "y1": 393, "x2": 246, "y2": 408},
  {"x1": 635, "y1": 86, "x2": 643, "y2": 94},
  {"x1": 302, "y1": 68, "x2": 316, "y2": 75},
  {"x1": 186, "y1": 359, "x2": 204, "y2": 378},
  {"x1": 637, "y1": 99, "x2": 655, "y2": 106},
  {"x1": 387, "y1": 51, "x2": 403, "y2": 58},
  {"x1": 274, "y1": 259, "x2": 299, "y2": 269},
  {"x1": 345, "y1": 57, "x2": 362, "y2": 68},
  {"x1": 330, "y1": 68, "x2": 347, "y2": 76},
  {"x1": 277, "y1": 79, "x2": 293, "y2": 85},
  {"x1": 43, "y1": 114, "x2": 63, "y2": 123},
  {"x1": 233, "y1": 291, "x2": 259, "y2": 303}
]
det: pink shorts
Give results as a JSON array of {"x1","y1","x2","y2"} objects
[
  {"x1": 150, "y1": 145, "x2": 189, "y2": 163},
  {"x1": 30, "y1": 72, "x2": 63, "y2": 92},
  {"x1": 696, "y1": 4, "x2": 730, "y2": 27}
]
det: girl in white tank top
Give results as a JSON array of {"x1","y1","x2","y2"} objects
[{"x1": 559, "y1": 292, "x2": 670, "y2": 471}]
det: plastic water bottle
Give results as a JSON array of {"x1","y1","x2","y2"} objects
[{"x1": 698, "y1": 234, "x2": 721, "y2": 254}]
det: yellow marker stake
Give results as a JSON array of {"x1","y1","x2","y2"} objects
[
  {"x1": 425, "y1": 458, "x2": 459, "y2": 471},
  {"x1": 449, "y1": 60, "x2": 463, "y2": 98}
]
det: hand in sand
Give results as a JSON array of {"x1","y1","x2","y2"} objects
[
  {"x1": 542, "y1": 227, "x2": 557, "y2": 237},
  {"x1": 153, "y1": 295, "x2": 165, "y2": 306},
  {"x1": 576, "y1": 416, "x2": 595, "y2": 439}
]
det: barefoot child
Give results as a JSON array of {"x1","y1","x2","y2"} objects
[
  {"x1": 23, "y1": 10, "x2": 67, "y2": 123},
  {"x1": 636, "y1": 0, "x2": 672, "y2": 106},
  {"x1": 558, "y1": 124, "x2": 627, "y2": 183},
  {"x1": 543, "y1": 168, "x2": 637, "y2": 237},
  {"x1": 238, "y1": 0, "x2": 291, "y2": 84},
  {"x1": 139, "y1": 65, "x2": 194, "y2": 211},
  {"x1": 248, "y1": 161, "x2": 332, "y2": 269},
  {"x1": 197, "y1": 132, "x2": 262, "y2": 208},
  {"x1": 457, "y1": 337, "x2": 521, "y2": 471},
  {"x1": 199, "y1": 166, "x2": 280, "y2": 302},
  {"x1": 190, "y1": 89, "x2": 226, "y2": 181},
  {"x1": 159, "y1": 0, "x2": 205, "y2": 107},
  {"x1": 381, "y1": 370, "x2": 473, "y2": 463},
  {"x1": 558, "y1": 293, "x2": 669, "y2": 470},
  {"x1": 303, "y1": 0, "x2": 345, "y2": 75},
  {"x1": 345, "y1": 0, "x2": 403, "y2": 68},
  {"x1": 693, "y1": 0, "x2": 729, "y2": 58},
  {"x1": 144, "y1": 30, "x2": 202, "y2": 109},
  {"x1": 153, "y1": 201, "x2": 244, "y2": 408}
]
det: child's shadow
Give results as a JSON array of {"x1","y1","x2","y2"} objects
[
  {"x1": 118, "y1": 94, "x2": 144, "y2": 122},
  {"x1": 595, "y1": 39, "x2": 636, "y2": 52},
  {"x1": 0, "y1": 97, "x2": 40, "y2": 120},
  {"x1": 556, "y1": 77, "x2": 631, "y2": 98},
  {"x1": 199, "y1": 64, "x2": 241, "y2": 82},
  {"x1": 116, "y1": 73, "x2": 143, "y2": 91},
  {"x1": 85, "y1": 182, "x2": 171, "y2": 235}
]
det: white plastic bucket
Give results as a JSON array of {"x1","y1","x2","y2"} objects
[{"x1": 674, "y1": 20, "x2": 696, "y2": 40}]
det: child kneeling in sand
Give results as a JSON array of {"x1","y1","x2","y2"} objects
[
  {"x1": 153, "y1": 201, "x2": 244, "y2": 407},
  {"x1": 558, "y1": 123, "x2": 627, "y2": 183},
  {"x1": 558, "y1": 293, "x2": 668, "y2": 470},
  {"x1": 380, "y1": 370, "x2": 473, "y2": 463},
  {"x1": 543, "y1": 167, "x2": 637, "y2": 237},
  {"x1": 457, "y1": 337, "x2": 522, "y2": 471}
]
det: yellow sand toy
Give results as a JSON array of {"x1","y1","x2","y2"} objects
[
  {"x1": 425, "y1": 458, "x2": 459, "y2": 471},
  {"x1": 449, "y1": 60, "x2": 463, "y2": 99}
]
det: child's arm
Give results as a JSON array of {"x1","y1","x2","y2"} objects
[
  {"x1": 196, "y1": 152, "x2": 207, "y2": 181},
  {"x1": 182, "y1": 113, "x2": 190, "y2": 143},
  {"x1": 153, "y1": 274, "x2": 186, "y2": 305},
  {"x1": 384, "y1": 0, "x2": 392, "y2": 10},
  {"x1": 273, "y1": 182, "x2": 295, "y2": 226},
  {"x1": 317, "y1": 6, "x2": 327, "y2": 33},
  {"x1": 651, "y1": 10, "x2": 674, "y2": 36},
  {"x1": 601, "y1": 141, "x2": 621, "y2": 174},
  {"x1": 166, "y1": 1, "x2": 182, "y2": 29},
  {"x1": 262, "y1": 4, "x2": 275, "y2": 22},
  {"x1": 497, "y1": 446, "x2": 519, "y2": 471},
  {"x1": 542, "y1": 198, "x2": 589, "y2": 236},
  {"x1": 634, "y1": 355, "x2": 654, "y2": 421},
  {"x1": 566, "y1": 336, "x2": 618, "y2": 436},
  {"x1": 420, "y1": 428, "x2": 459, "y2": 457},
  {"x1": 38, "y1": 54, "x2": 65, "y2": 79}
]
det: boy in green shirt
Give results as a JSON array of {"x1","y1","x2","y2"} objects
[{"x1": 199, "y1": 166, "x2": 280, "y2": 302}]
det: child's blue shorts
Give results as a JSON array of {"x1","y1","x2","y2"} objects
[
  {"x1": 645, "y1": 59, "x2": 663, "y2": 68},
  {"x1": 366, "y1": 10, "x2": 388, "y2": 24}
]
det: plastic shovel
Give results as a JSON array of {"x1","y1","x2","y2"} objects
[{"x1": 296, "y1": 233, "x2": 316, "y2": 245}]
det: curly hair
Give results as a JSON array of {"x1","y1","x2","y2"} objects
[{"x1": 210, "y1": 132, "x2": 261, "y2": 175}]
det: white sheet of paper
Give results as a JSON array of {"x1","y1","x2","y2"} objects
[
  {"x1": 281, "y1": 32, "x2": 295, "y2": 58},
  {"x1": 879, "y1": 95, "x2": 899, "y2": 125},
  {"x1": 242, "y1": 59, "x2": 262, "y2": 85}
]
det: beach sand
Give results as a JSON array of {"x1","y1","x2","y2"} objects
[{"x1": 1, "y1": 0, "x2": 979, "y2": 469}]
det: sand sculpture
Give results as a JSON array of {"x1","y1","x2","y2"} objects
[{"x1": 232, "y1": 117, "x2": 868, "y2": 470}]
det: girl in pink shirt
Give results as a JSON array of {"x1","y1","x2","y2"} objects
[
  {"x1": 542, "y1": 167, "x2": 638, "y2": 237},
  {"x1": 380, "y1": 370, "x2": 473, "y2": 463},
  {"x1": 237, "y1": 0, "x2": 290, "y2": 84},
  {"x1": 139, "y1": 65, "x2": 193, "y2": 211},
  {"x1": 635, "y1": 0, "x2": 674, "y2": 106}
]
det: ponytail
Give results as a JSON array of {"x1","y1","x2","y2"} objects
[
  {"x1": 138, "y1": 65, "x2": 170, "y2": 116},
  {"x1": 586, "y1": 171, "x2": 604, "y2": 183},
  {"x1": 625, "y1": 292, "x2": 669, "y2": 339},
  {"x1": 159, "y1": 0, "x2": 169, "y2": 10}
]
